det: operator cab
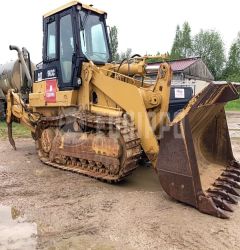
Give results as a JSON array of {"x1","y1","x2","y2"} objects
[{"x1": 34, "y1": 2, "x2": 111, "y2": 90}]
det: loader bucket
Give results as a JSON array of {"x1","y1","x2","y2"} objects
[{"x1": 157, "y1": 82, "x2": 240, "y2": 218}]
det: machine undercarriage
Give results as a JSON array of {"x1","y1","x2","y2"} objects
[{"x1": 36, "y1": 111, "x2": 141, "y2": 182}]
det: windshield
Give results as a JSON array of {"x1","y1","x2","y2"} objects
[{"x1": 79, "y1": 11, "x2": 110, "y2": 63}]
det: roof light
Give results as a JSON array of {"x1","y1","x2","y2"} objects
[{"x1": 76, "y1": 4, "x2": 82, "y2": 11}]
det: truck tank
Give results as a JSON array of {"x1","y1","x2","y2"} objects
[
  {"x1": 0, "y1": 61, "x2": 21, "y2": 99},
  {"x1": 0, "y1": 60, "x2": 35, "y2": 99},
  {"x1": 0, "y1": 48, "x2": 35, "y2": 120}
]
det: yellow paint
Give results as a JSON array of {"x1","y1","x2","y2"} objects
[
  {"x1": 32, "y1": 81, "x2": 46, "y2": 93},
  {"x1": 90, "y1": 66, "x2": 161, "y2": 163},
  {"x1": 29, "y1": 90, "x2": 78, "y2": 107},
  {"x1": 90, "y1": 104, "x2": 122, "y2": 117},
  {"x1": 43, "y1": 1, "x2": 106, "y2": 18},
  {"x1": 7, "y1": 59, "x2": 173, "y2": 167}
]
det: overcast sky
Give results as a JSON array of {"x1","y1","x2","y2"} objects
[{"x1": 0, "y1": 0, "x2": 239, "y2": 63}]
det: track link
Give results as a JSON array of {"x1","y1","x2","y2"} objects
[{"x1": 36, "y1": 111, "x2": 142, "y2": 182}]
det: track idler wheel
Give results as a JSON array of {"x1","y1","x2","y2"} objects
[{"x1": 40, "y1": 128, "x2": 56, "y2": 154}]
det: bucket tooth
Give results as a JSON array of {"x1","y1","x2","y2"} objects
[
  {"x1": 210, "y1": 195, "x2": 234, "y2": 212},
  {"x1": 230, "y1": 160, "x2": 240, "y2": 169},
  {"x1": 213, "y1": 181, "x2": 240, "y2": 197},
  {"x1": 197, "y1": 195, "x2": 229, "y2": 219},
  {"x1": 207, "y1": 188, "x2": 238, "y2": 204},
  {"x1": 222, "y1": 172, "x2": 240, "y2": 182},
  {"x1": 226, "y1": 167, "x2": 240, "y2": 176},
  {"x1": 217, "y1": 177, "x2": 240, "y2": 189}
]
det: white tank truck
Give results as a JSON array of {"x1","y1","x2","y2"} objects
[{"x1": 0, "y1": 46, "x2": 34, "y2": 120}]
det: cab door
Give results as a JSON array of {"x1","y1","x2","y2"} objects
[
  {"x1": 59, "y1": 9, "x2": 77, "y2": 89},
  {"x1": 42, "y1": 8, "x2": 80, "y2": 90}
]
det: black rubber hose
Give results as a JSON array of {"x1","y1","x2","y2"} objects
[
  {"x1": 117, "y1": 58, "x2": 127, "y2": 73},
  {"x1": 130, "y1": 54, "x2": 142, "y2": 58}
]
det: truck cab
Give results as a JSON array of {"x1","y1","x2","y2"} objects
[{"x1": 35, "y1": 1, "x2": 111, "y2": 90}]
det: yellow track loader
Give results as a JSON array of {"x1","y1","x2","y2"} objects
[{"x1": 2, "y1": 1, "x2": 240, "y2": 219}]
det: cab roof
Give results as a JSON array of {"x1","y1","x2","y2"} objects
[{"x1": 43, "y1": 1, "x2": 106, "y2": 18}]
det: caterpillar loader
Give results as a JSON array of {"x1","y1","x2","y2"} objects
[{"x1": 4, "y1": 1, "x2": 240, "y2": 219}]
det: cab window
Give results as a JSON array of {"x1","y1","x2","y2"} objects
[
  {"x1": 60, "y1": 14, "x2": 74, "y2": 84},
  {"x1": 46, "y1": 21, "x2": 56, "y2": 60}
]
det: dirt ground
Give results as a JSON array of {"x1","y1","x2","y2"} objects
[{"x1": 0, "y1": 112, "x2": 240, "y2": 250}]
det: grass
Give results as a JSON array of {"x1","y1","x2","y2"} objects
[
  {"x1": 0, "y1": 122, "x2": 31, "y2": 139},
  {"x1": 225, "y1": 98, "x2": 240, "y2": 111}
]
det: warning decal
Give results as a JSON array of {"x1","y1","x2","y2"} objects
[{"x1": 45, "y1": 79, "x2": 57, "y2": 103}]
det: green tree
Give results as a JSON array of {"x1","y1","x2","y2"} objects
[
  {"x1": 193, "y1": 30, "x2": 225, "y2": 79},
  {"x1": 109, "y1": 26, "x2": 119, "y2": 61},
  {"x1": 181, "y1": 22, "x2": 192, "y2": 57},
  {"x1": 119, "y1": 48, "x2": 132, "y2": 60},
  {"x1": 170, "y1": 22, "x2": 192, "y2": 59},
  {"x1": 170, "y1": 25, "x2": 182, "y2": 59},
  {"x1": 223, "y1": 32, "x2": 240, "y2": 82}
]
